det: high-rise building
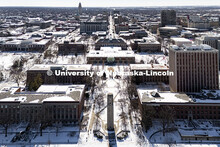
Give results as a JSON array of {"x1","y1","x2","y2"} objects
[
  {"x1": 169, "y1": 44, "x2": 219, "y2": 92},
  {"x1": 161, "y1": 10, "x2": 176, "y2": 27},
  {"x1": 78, "y1": 2, "x2": 82, "y2": 15},
  {"x1": 195, "y1": 34, "x2": 220, "y2": 67}
]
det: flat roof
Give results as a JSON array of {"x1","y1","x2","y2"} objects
[
  {"x1": 130, "y1": 64, "x2": 169, "y2": 70},
  {"x1": 138, "y1": 85, "x2": 220, "y2": 105},
  {"x1": 87, "y1": 47, "x2": 135, "y2": 58},
  {"x1": 0, "y1": 85, "x2": 85, "y2": 103},
  {"x1": 171, "y1": 37, "x2": 192, "y2": 42},
  {"x1": 28, "y1": 64, "x2": 92, "y2": 71},
  {"x1": 170, "y1": 44, "x2": 217, "y2": 52},
  {"x1": 137, "y1": 86, "x2": 191, "y2": 104}
]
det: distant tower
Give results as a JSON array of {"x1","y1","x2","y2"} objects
[
  {"x1": 78, "y1": 2, "x2": 82, "y2": 15},
  {"x1": 161, "y1": 10, "x2": 176, "y2": 27},
  {"x1": 107, "y1": 93, "x2": 114, "y2": 131}
]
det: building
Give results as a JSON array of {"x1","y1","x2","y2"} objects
[
  {"x1": 169, "y1": 44, "x2": 219, "y2": 92},
  {"x1": 80, "y1": 21, "x2": 108, "y2": 34},
  {"x1": 138, "y1": 84, "x2": 220, "y2": 121},
  {"x1": 87, "y1": 47, "x2": 135, "y2": 64},
  {"x1": 158, "y1": 26, "x2": 180, "y2": 38},
  {"x1": 107, "y1": 93, "x2": 114, "y2": 130},
  {"x1": 115, "y1": 24, "x2": 129, "y2": 34},
  {"x1": 95, "y1": 38, "x2": 127, "y2": 50},
  {"x1": 26, "y1": 64, "x2": 92, "y2": 87},
  {"x1": 195, "y1": 34, "x2": 220, "y2": 68},
  {"x1": 188, "y1": 21, "x2": 210, "y2": 30},
  {"x1": 58, "y1": 40, "x2": 86, "y2": 55},
  {"x1": 195, "y1": 34, "x2": 220, "y2": 49},
  {"x1": 171, "y1": 37, "x2": 192, "y2": 47},
  {"x1": 130, "y1": 64, "x2": 170, "y2": 84},
  {"x1": 132, "y1": 29, "x2": 148, "y2": 39},
  {"x1": 161, "y1": 10, "x2": 176, "y2": 27},
  {"x1": 26, "y1": 18, "x2": 52, "y2": 29},
  {"x1": 0, "y1": 85, "x2": 85, "y2": 123},
  {"x1": 2, "y1": 39, "x2": 51, "y2": 52},
  {"x1": 131, "y1": 37, "x2": 161, "y2": 52},
  {"x1": 78, "y1": 2, "x2": 82, "y2": 15}
]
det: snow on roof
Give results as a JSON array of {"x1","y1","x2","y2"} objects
[
  {"x1": 171, "y1": 37, "x2": 192, "y2": 42},
  {"x1": 42, "y1": 96, "x2": 75, "y2": 102},
  {"x1": 29, "y1": 99, "x2": 40, "y2": 103},
  {"x1": 170, "y1": 44, "x2": 216, "y2": 52},
  {"x1": 137, "y1": 85, "x2": 192, "y2": 104},
  {"x1": 0, "y1": 85, "x2": 85, "y2": 103},
  {"x1": 0, "y1": 96, "x2": 26, "y2": 102},
  {"x1": 87, "y1": 47, "x2": 135, "y2": 58},
  {"x1": 37, "y1": 85, "x2": 85, "y2": 95},
  {"x1": 29, "y1": 64, "x2": 92, "y2": 71},
  {"x1": 130, "y1": 64, "x2": 168, "y2": 70}
]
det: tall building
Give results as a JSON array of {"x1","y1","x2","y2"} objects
[
  {"x1": 169, "y1": 44, "x2": 219, "y2": 92},
  {"x1": 78, "y1": 2, "x2": 82, "y2": 15},
  {"x1": 195, "y1": 34, "x2": 220, "y2": 67},
  {"x1": 107, "y1": 93, "x2": 114, "y2": 131},
  {"x1": 161, "y1": 10, "x2": 176, "y2": 27},
  {"x1": 80, "y1": 21, "x2": 108, "y2": 34}
]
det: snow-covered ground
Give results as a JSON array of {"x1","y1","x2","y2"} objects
[{"x1": 135, "y1": 53, "x2": 168, "y2": 65}]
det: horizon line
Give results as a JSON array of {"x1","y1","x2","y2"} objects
[{"x1": 0, "y1": 5, "x2": 220, "y2": 8}]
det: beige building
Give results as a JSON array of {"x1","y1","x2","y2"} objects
[
  {"x1": 0, "y1": 85, "x2": 86, "y2": 124},
  {"x1": 169, "y1": 44, "x2": 219, "y2": 92},
  {"x1": 95, "y1": 38, "x2": 127, "y2": 50},
  {"x1": 87, "y1": 47, "x2": 135, "y2": 64},
  {"x1": 27, "y1": 64, "x2": 92, "y2": 87}
]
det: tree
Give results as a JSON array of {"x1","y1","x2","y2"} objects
[
  {"x1": 10, "y1": 59, "x2": 25, "y2": 87},
  {"x1": 0, "y1": 72, "x2": 4, "y2": 81},
  {"x1": 44, "y1": 50, "x2": 54, "y2": 59},
  {"x1": 0, "y1": 113, "x2": 13, "y2": 137},
  {"x1": 36, "y1": 111, "x2": 51, "y2": 136},
  {"x1": 158, "y1": 106, "x2": 175, "y2": 136},
  {"x1": 28, "y1": 74, "x2": 43, "y2": 91},
  {"x1": 141, "y1": 106, "x2": 156, "y2": 131}
]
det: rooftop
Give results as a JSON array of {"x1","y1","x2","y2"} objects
[
  {"x1": 28, "y1": 64, "x2": 92, "y2": 71},
  {"x1": 171, "y1": 37, "x2": 192, "y2": 42},
  {"x1": 0, "y1": 85, "x2": 85, "y2": 103},
  {"x1": 137, "y1": 85, "x2": 192, "y2": 104},
  {"x1": 130, "y1": 64, "x2": 169, "y2": 71},
  {"x1": 87, "y1": 47, "x2": 135, "y2": 58},
  {"x1": 170, "y1": 44, "x2": 217, "y2": 52}
]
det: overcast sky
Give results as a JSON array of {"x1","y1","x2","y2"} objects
[{"x1": 0, "y1": 0, "x2": 220, "y2": 7}]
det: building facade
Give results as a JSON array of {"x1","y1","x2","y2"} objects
[
  {"x1": 169, "y1": 45, "x2": 219, "y2": 92},
  {"x1": 26, "y1": 64, "x2": 92, "y2": 87},
  {"x1": 0, "y1": 85, "x2": 85, "y2": 124},
  {"x1": 80, "y1": 22, "x2": 108, "y2": 34},
  {"x1": 161, "y1": 10, "x2": 176, "y2": 27},
  {"x1": 95, "y1": 38, "x2": 127, "y2": 50}
]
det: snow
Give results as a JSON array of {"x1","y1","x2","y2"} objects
[
  {"x1": 42, "y1": 96, "x2": 75, "y2": 102},
  {"x1": 0, "y1": 96, "x2": 26, "y2": 102},
  {"x1": 29, "y1": 99, "x2": 40, "y2": 103},
  {"x1": 137, "y1": 86, "x2": 191, "y2": 103},
  {"x1": 135, "y1": 53, "x2": 168, "y2": 64}
]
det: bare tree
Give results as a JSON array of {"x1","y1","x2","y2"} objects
[
  {"x1": 0, "y1": 113, "x2": 13, "y2": 137},
  {"x1": 141, "y1": 106, "x2": 156, "y2": 131},
  {"x1": 159, "y1": 106, "x2": 175, "y2": 136},
  {"x1": 10, "y1": 59, "x2": 25, "y2": 87}
]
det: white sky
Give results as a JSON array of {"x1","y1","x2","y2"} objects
[{"x1": 0, "y1": 0, "x2": 220, "y2": 7}]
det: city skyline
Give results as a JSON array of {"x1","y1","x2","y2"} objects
[{"x1": 0, "y1": 0, "x2": 220, "y2": 7}]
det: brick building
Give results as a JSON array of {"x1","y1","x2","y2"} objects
[
  {"x1": 0, "y1": 85, "x2": 85, "y2": 124},
  {"x1": 169, "y1": 44, "x2": 219, "y2": 92}
]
